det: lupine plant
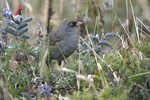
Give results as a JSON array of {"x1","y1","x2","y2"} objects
[
  {"x1": 4, "y1": 15, "x2": 33, "y2": 43},
  {"x1": 39, "y1": 82, "x2": 52, "y2": 99},
  {"x1": 0, "y1": 0, "x2": 150, "y2": 99},
  {"x1": 0, "y1": 5, "x2": 51, "y2": 100},
  {"x1": 0, "y1": 6, "x2": 33, "y2": 52},
  {"x1": 76, "y1": 32, "x2": 117, "y2": 56},
  {"x1": 0, "y1": 7, "x2": 35, "y2": 100}
]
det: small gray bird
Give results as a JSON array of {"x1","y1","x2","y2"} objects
[{"x1": 47, "y1": 20, "x2": 82, "y2": 66}]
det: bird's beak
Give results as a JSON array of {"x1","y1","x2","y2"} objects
[{"x1": 76, "y1": 21, "x2": 82, "y2": 26}]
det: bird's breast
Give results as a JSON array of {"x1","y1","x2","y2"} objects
[
  {"x1": 57, "y1": 34, "x2": 78, "y2": 58},
  {"x1": 50, "y1": 33, "x2": 78, "y2": 61}
]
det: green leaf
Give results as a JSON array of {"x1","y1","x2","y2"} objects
[
  {"x1": 19, "y1": 22, "x2": 28, "y2": 29},
  {"x1": 29, "y1": 52, "x2": 37, "y2": 57},
  {"x1": 95, "y1": 34, "x2": 99, "y2": 39},
  {"x1": 4, "y1": 28, "x2": 17, "y2": 37},
  {"x1": 81, "y1": 42, "x2": 87, "y2": 49},
  {"x1": 75, "y1": 53, "x2": 79, "y2": 59},
  {"x1": 16, "y1": 15, "x2": 23, "y2": 23},
  {"x1": 72, "y1": 52, "x2": 76, "y2": 60},
  {"x1": 3, "y1": 72, "x2": 20, "y2": 100},
  {"x1": 47, "y1": 36, "x2": 50, "y2": 63},
  {"x1": 22, "y1": 93, "x2": 32, "y2": 100},
  {"x1": 92, "y1": 36, "x2": 99, "y2": 43},
  {"x1": 11, "y1": 16, "x2": 20, "y2": 24},
  {"x1": 80, "y1": 45, "x2": 86, "y2": 51},
  {"x1": 22, "y1": 17, "x2": 33, "y2": 23},
  {"x1": 21, "y1": 34, "x2": 31, "y2": 39},
  {"x1": 17, "y1": 82, "x2": 25, "y2": 92},
  {"x1": 99, "y1": 40, "x2": 111, "y2": 46},
  {"x1": 94, "y1": 45, "x2": 101, "y2": 53},
  {"x1": 104, "y1": 32, "x2": 117, "y2": 38},
  {"x1": 85, "y1": 0, "x2": 88, "y2": 18},
  {"x1": 35, "y1": 50, "x2": 40, "y2": 56},
  {"x1": 17, "y1": 27, "x2": 28, "y2": 37},
  {"x1": 8, "y1": 21, "x2": 16, "y2": 29}
]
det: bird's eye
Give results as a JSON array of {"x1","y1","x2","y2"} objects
[{"x1": 70, "y1": 23, "x2": 74, "y2": 26}]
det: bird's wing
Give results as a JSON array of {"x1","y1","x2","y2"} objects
[{"x1": 49, "y1": 32, "x2": 63, "y2": 46}]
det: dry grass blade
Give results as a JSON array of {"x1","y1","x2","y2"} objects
[
  {"x1": 76, "y1": 74, "x2": 98, "y2": 94},
  {"x1": 138, "y1": 27, "x2": 150, "y2": 38},
  {"x1": 136, "y1": 17, "x2": 150, "y2": 33},
  {"x1": 0, "y1": 79, "x2": 10, "y2": 100},
  {"x1": 56, "y1": 43, "x2": 68, "y2": 64},
  {"x1": 79, "y1": 36, "x2": 119, "y2": 84},
  {"x1": 130, "y1": 0, "x2": 140, "y2": 44},
  {"x1": 129, "y1": 72, "x2": 150, "y2": 78},
  {"x1": 60, "y1": 68, "x2": 78, "y2": 74}
]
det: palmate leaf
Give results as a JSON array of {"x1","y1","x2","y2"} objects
[
  {"x1": 22, "y1": 17, "x2": 33, "y2": 23},
  {"x1": 94, "y1": 45, "x2": 101, "y2": 53},
  {"x1": 15, "y1": 15, "x2": 23, "y2": 23},
  {"x1": 17, "y1": 27, "x2": 28, "y2": 37},
  {"x1": 21, "y1": 34, "x2": 31, "y2": 39},
  {"x1": 22, "y1": 93, "x2": 32, "y2": 100},
  {"x1": 28, "y1": 52, "x2": 37, "y2": 57},
  {"x1": 95, "y1": 34, "x2": 99, "y2": 39},
  {"x1": 4, "y1": 28, "x2": 17, "y2": 37},
  {"x1": 90, "y1": 35, "x2": 99, "y2": 44},
  {"x1": 104, "y1": 32, "x2": 117, "y2": 38},
  {"x1": 11, "y1": 16, "x2": 20, "y2": 24},
  {"x1": 92, "y1": 36, "x2": 99, "y2": 43},
  {"x1": 19, "y1": 22, "x2": 28, "y2": 29},
  {"x1": 8, "y1": 21, "x2": 16, "y2": 29},
  {"x1": 80, "y1": 41, "x2": 87, "y2": 49},
  {"x1": 99, "y1": 40, "x2": 111, "y2": 46}
]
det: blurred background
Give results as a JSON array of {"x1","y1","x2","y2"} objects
[{"x1": 0, "y1": 0, "x2": 150, "y2": 47}]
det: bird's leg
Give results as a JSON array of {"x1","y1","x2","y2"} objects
[
  {"x1": 58, "y1": 60, "x2": 61, "y2": 68},
  {"x1": 46, "y1": 60, "x2": 49, "y2": 67},
  {"x1": 46, "y1": 59, "x2": 52, "y2": 71}
]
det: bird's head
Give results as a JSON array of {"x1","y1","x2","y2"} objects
[{"x1": 57, "y1": 20, "x2": 82, "y2": 36}]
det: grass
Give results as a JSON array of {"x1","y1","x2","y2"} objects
[{"x1": 0, "y1": 0, "x2": 150, "y2": 99}]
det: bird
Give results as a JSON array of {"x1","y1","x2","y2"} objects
[{"x1": 47, "y1": 20, "x2": 82, "y2": 66}]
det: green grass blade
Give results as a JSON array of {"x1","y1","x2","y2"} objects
[{"x1": 3, "y1": 72, "x2": 20, "y2": 100}]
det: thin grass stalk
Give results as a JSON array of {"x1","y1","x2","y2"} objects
[
  {"x1": 3, "y1": 72, "x2": 20, "y2": 100},
  {"x1": 84, "y1": 0, "x2": 107, "y2": 87},
  {"x1": 75, "y1": 0, "x2": 80, "y2": 20},
  {"x1": 0, "y1": 21, "x2": 3, "y2": 47},
  {"x1": 0, "y1": 79, "x2": 10, "y2": 100},
  {"x1": 136, "y1": 17, "x2": 150, "y2": 33},
  {"x1": 126, "y1": 0, "x2": 129, "y2": 31},
  {"x1": 40, "y1": 0, "x2": 49, "y2": 83},
  {"x1": 129, "y1": 0, "x2": 140, "y2": 44},
  {"x1": 79, "y1": 36, "x2": 119, "y2": 84},
  {"x1": 77, "y1": 38, "x2": 81, "y2": 92}
]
